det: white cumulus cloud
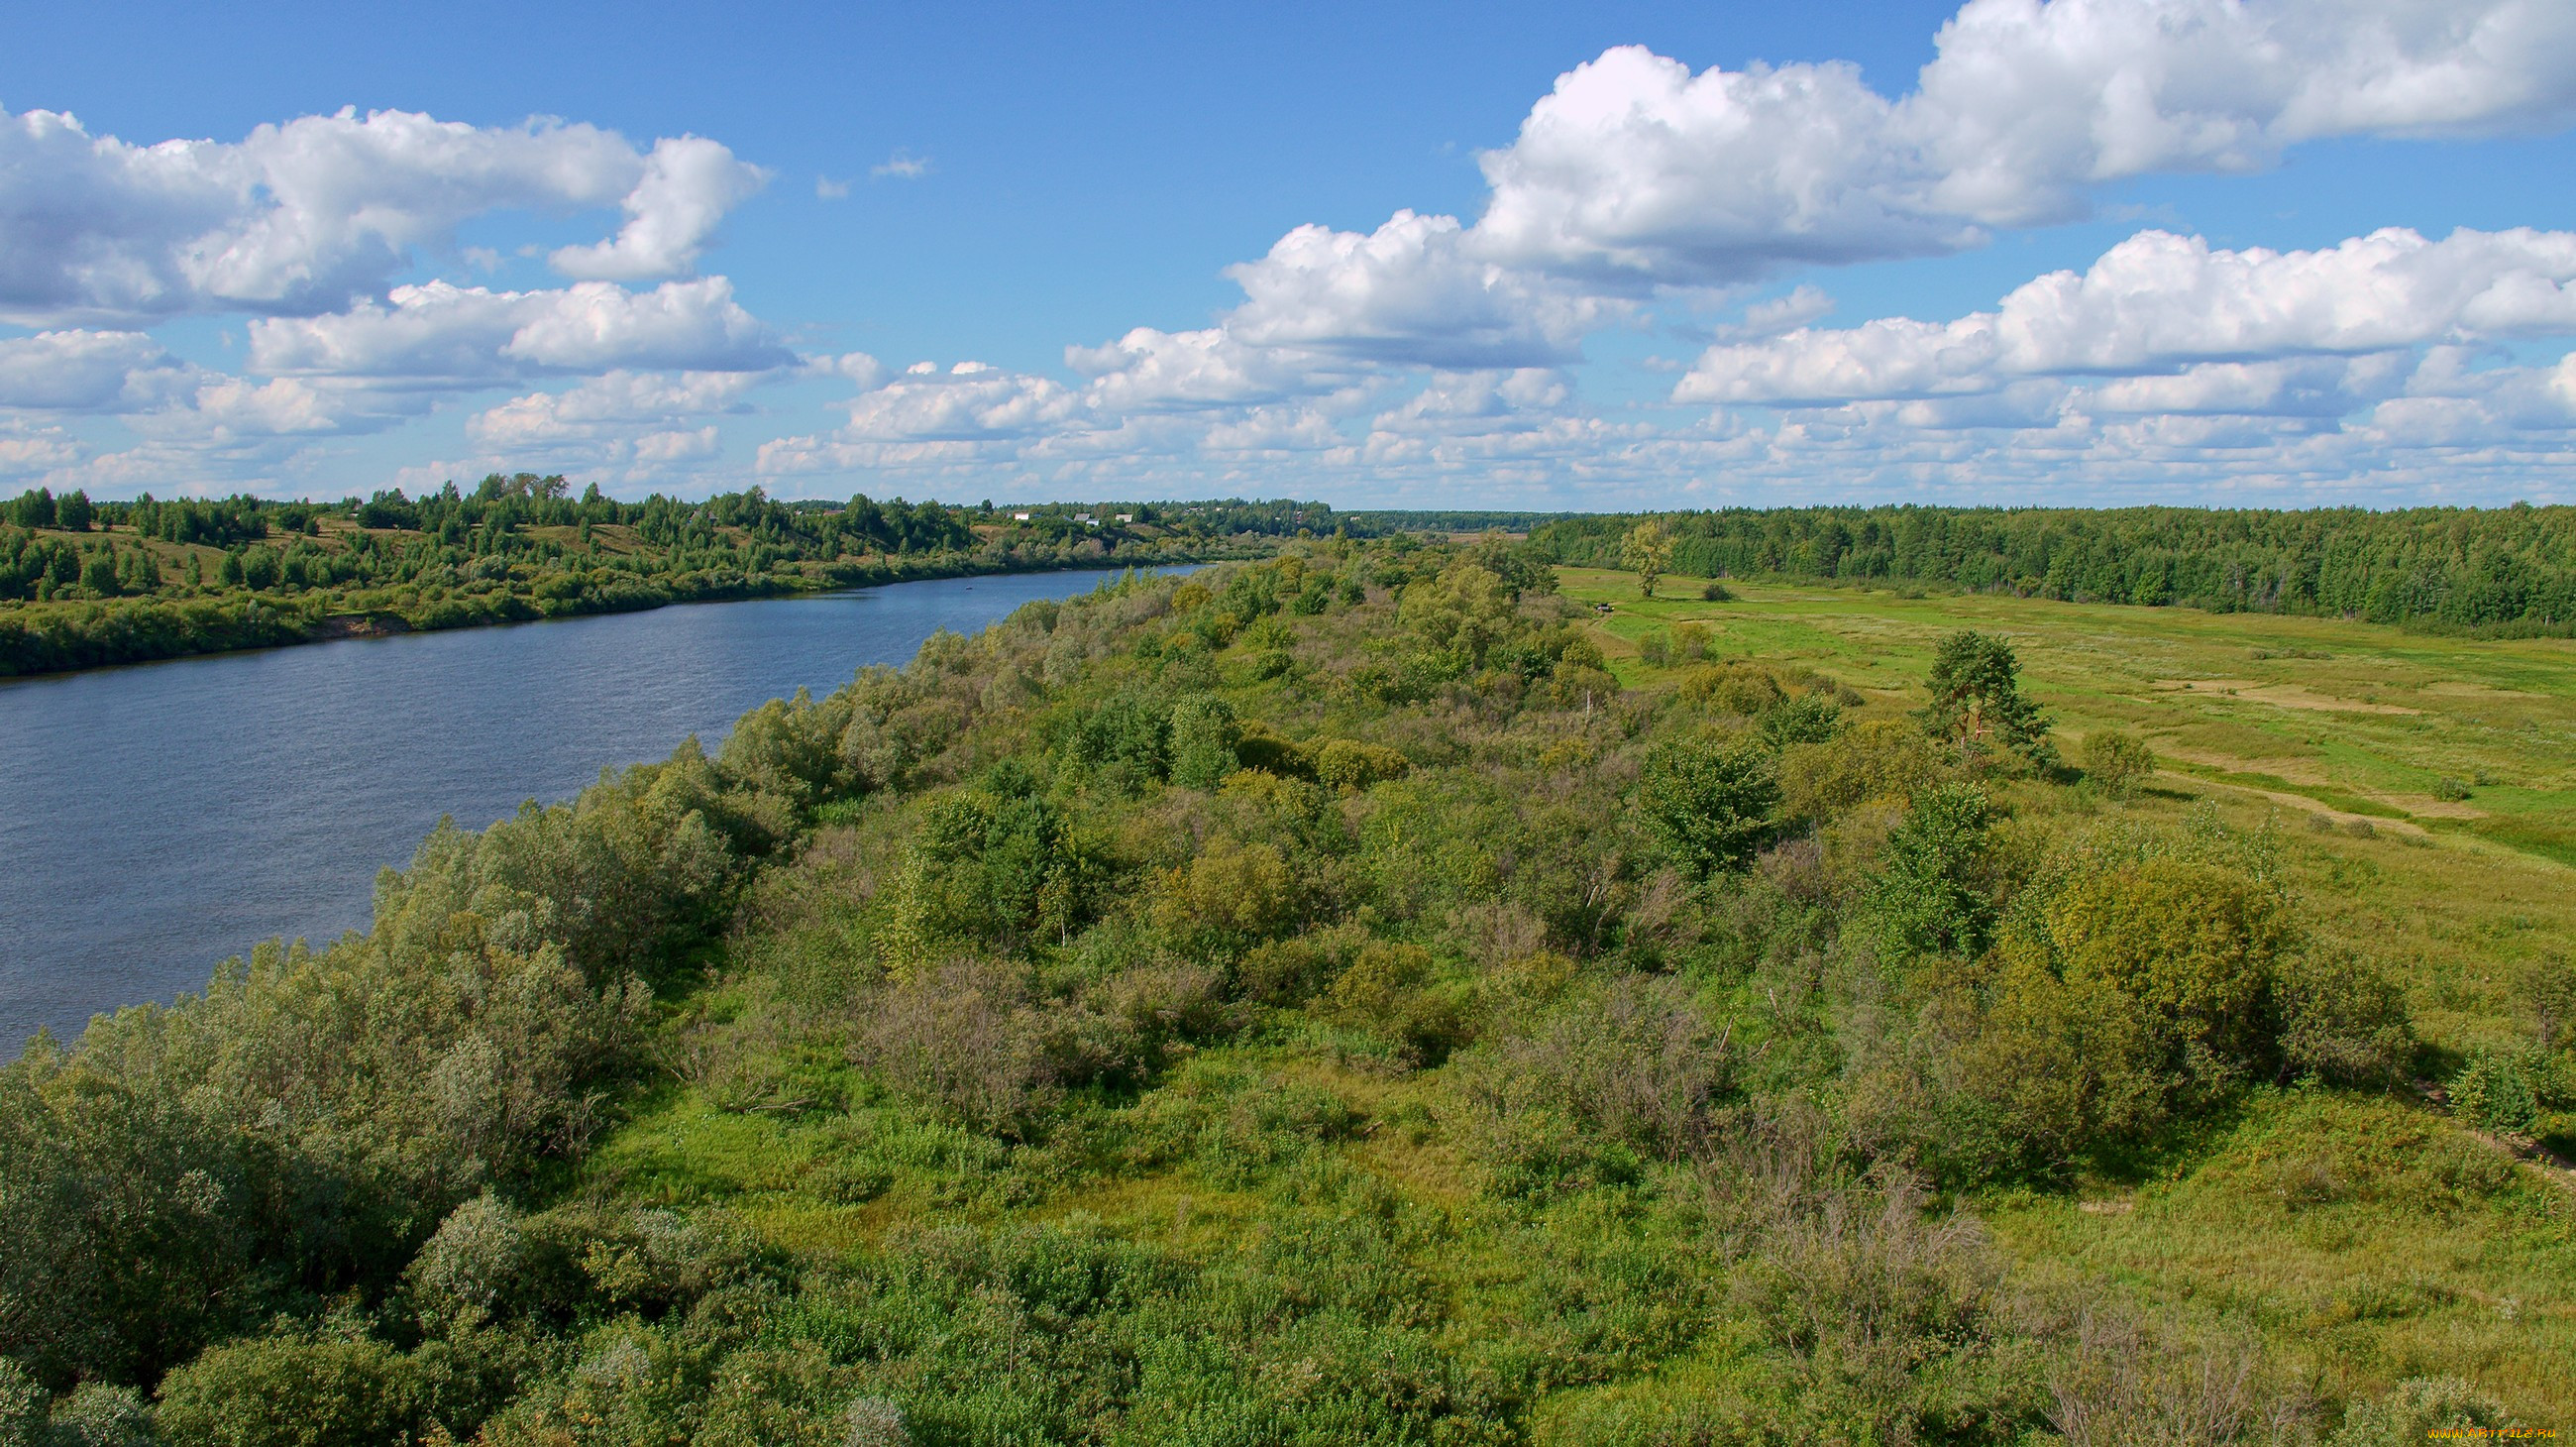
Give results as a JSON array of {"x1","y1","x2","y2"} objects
[
  {"x1": 0, "y1": 425, "x2": 83, "y2": 478},
  {"x1": 249, "y1": 277, "x2": 791, "y2": 383},
  {"x1": 1221, "y1": 211, "x2": 1613, "y2": 369},
  {"x1": 1476, "y1": 0, "x2": 2576, "y2": 285},
  {"x1": 837, "y1": 362, "x2": 1082, "y2": 442},
  {"x1": 1056, "y1": 0, "x2": 2576, "y2": 423},
  {"x1": 467, "y1": 370, "x2": 761, "y2": 450},
  {"x1": 0, "y1": 105, "x2": 763, "y2": 325},
  {"x1": 1068, "y1": 327, "x2": 1360, "y2": 410},
  {"x1": 0, "y1": 330, "x2": 199, "y2": 410},
  {"x1": 1677, "y1": 227, "x2": 2576, "y2": 404},
  {"x1": 550, "y1": 136, "x2": 767, "y2": 281}
]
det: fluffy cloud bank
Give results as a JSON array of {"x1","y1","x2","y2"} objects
[
  {"x1": 749, "y1": 214, "x2": 2576, "y2": 503},
  {"x1": 1676, "y1": 227, "x2": 2576, "y2": 404},
  {"x1": 7, "y1": 0, "x2": 2576, "y2": 502},
  {"x1": 1181, "y1": 0, "x2": 2576, "y2": 370},
  {"x1": 0, "y1": 331, "x2": 196, "y2": 410},
  {"x1": 0, "y1": 106, "x2": 764, "y2": 325},
  {"x1": 248, "y1": 278, "x2": 791, "y2": 383},
  {"x1": 468, "y1": 370, "x2": 760, "y2": 449},
  {"x1": 1476, "y1": 0, "x2": 2576, "y2": 287}
]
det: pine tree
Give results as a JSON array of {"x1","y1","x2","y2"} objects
[{"x1": 1918, "y1": 630, "x2": 2053, "y2": 767}]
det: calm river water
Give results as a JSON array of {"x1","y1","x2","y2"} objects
[{"x1": 0, "y1": 568, "x2": 1181, "y2": 1051}]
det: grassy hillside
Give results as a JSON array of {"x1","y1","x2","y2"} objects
[{"x1": 3, "y1": 538, "x2": 2568, "y2": 1445}]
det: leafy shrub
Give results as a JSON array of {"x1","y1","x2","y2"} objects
[
  {"x1": 838, "y1": 669, "x2": 972, "y2": 793},
  {"x1": 42, "y1": 1382, "x2": 158, "y2": 1447},
  {"x1": 1868, "y1": 783, "x2": 1995, "y2": 965},
  {"x1": 1148, "y1": 836, "x2": 1304, "y2": 955},
  {"x1": 236, "y1": 546, "x2": 281, "y2": 592},
  {"x1": 1057, "y1": 687, "x2": 1169, "y2": 786},
  {"x1": 1167, "y1": 695, "x2": 1240, "y2": 789},
  {"x1": 2079, "y1": 729, "x2": 2157, "y2": 797},
  {"x1": 1326, "y1": 942, "x2": 1468, "y2": 1065},
  {"x1": 1237, "y1": 931, "x2": 1352, "y2": 1007},
  {"x1": 407, "y1": 1193, "x2": 529, "y2": 1320},
  {"x1": 1312, "y1": 738, "x2": 1410, "y2": 791},
  {"x1": 1778, "y1": 719, "x2": 1941, "y2": 817},
  {"x1": 2448, "y1": 1050, "x2": 2540, "y2": 1134},
  {"x1": 571, "y1": 1209, "x2": 760, "y2": 1315},
  {"x1": 1542, "y1": 658, "x2": 1620, "y2": 710},
  {"x1": 904, "y1": 783, "x2": 1102, "y2": 950},
  {"x1": 2274, "y1": 948, "x2": 2414, "y2": 1088},
  {"x1": 2044, "y1": 858, "x2": 2294, "y2": 1083},
  {"x1": 1637, "y1": 740, "x2": 1778, "y2": 879},
  {"x1": 1758, "y1": 693, "x2": 1844, "y2": 748},
  {"x1": 717, "y1": 690, "x2": 848, "y2": 810},
  {"x1": 1680, "y1": 661, "x2": 1783, "y2": 716},
  {"x1": 1920, "y1": 954, "x2": 2162, "y2": 1180},
  {"x1": 0, "y1": 1360, "x2": 43, "y2": 1445},
  {"x1": 1397, "y1": 561, "x2": 1519, "y2": 669},
  {"x1": 1232, "y1": 720, "x2": 1312, "y2": 779},
  {"x1": 157, "y1": 1332, "x2": 420, "y2": 1447}
]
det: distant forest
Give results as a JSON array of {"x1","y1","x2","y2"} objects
[
  {"x1": 10, "y1": 487, "x2": 2574, "y2": 675},
  {"x1": 0, "y1": 478, "x2": 1331, "y2": 675},
  {"x1": 1529, "y1": 504, "x2": 2576, "y2": 634}
]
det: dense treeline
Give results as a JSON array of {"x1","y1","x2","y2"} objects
[
  {"x1": 0, "y1": 478, "x2": 1328, "y2": 676},
  {"x1": 1532, "y1": 504, "x2": 2576, "y2": 633},
  {"x1": 4, "y1": 541, "x2": 2559, "y2": 1443}
]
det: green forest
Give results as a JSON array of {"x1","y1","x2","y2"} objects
[
  {"x1": 1530, "y1": 504, "x2": 2576, "y2": 634},
  {"x1": 4, "y1": 537, "x2": 2570, "y2": 1445},
  {"x1": 0, "y1": 480, "x2": 1328, "y2": 677}
]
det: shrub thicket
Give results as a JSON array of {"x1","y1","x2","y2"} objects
[{"x1": 1, "y1": 542, "x2": 2528, "y2": 1442}]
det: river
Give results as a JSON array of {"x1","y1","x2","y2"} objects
[{"x1": 0, "y1": 568, "x2": 1183, "y2": 1051}]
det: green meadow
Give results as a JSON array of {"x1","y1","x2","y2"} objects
[{"x1": 1562, "y1": 566, "x2": 2576, "y2": 1034}]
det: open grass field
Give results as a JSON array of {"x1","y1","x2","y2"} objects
[
  {"x1": 1561, "y1": 567, "x2": 2576, "y2": 1043},
  {"x1": 1559, "y1": 567, "x2": 2576, "y2": 857},
  {"x1": 1557, "y1": 566, "x2": 2576, "y2": 1418}
]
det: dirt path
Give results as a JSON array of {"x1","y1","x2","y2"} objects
[{"x1": 2155, "y1": 767, "x2": 2432, "y2": 837}]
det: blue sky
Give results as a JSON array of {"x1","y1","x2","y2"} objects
[{"x1": 4, "y1": 0, "x2": 2575, "y2": 507}]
